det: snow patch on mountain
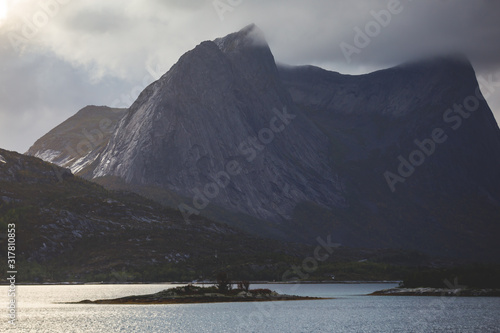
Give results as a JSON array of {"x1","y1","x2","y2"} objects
[{"x1": 34, "y1": 149, "x2": 62, "y2": 163}]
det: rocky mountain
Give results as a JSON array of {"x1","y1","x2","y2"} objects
[
  {"x1": 91, "y1": 24, "x2": 344, "y2": 227},
  {"x1": 26, "y1": 25, "x2": 500, "y2": 262}
]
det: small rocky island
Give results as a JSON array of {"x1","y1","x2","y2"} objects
[
  {"x1": 371, "y1": 267, "x2": 500, "y2": 297},
  {"x1": 370, "y1": 288, "x2": 500, "y2": 297},
  {"x1": 73, "y1": 284, "x2": 327, "y2": 305}
]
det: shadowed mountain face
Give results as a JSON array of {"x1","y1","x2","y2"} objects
[
  {"x1": 27, "y1": 25, "x2": 500, "y2": 261},
  {"x1": 279, "y1": 59, "x2": 500, "y2": 260}
]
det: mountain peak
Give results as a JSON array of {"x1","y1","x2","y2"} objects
[{"x1": 214, "y1": 23, "x2": 267, "y2": 53}]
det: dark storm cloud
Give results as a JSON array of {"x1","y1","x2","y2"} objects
[
  {"x1": 242, "y1": 0, "x2": 500, "y2": 71},
  {"x1": 0, "y1": 38, "x2": 134, "y2": 153}
]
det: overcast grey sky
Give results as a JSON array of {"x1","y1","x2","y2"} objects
[{"x1": 1, "y1": 0, "x2": 499, "y2": 153}]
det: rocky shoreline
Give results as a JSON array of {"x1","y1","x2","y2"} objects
[
  {"x1": 70, "y1": 285, "x2": 328, "y2": 305},
  {"x1": 370, "y1": 288, "x2": 500, "y2": 297}
]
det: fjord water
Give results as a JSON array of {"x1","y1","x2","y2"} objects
[{"x1": 1, "y1": 283, "x2": 499, "y2": 332}]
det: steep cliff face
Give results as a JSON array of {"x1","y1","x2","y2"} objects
[
  {"x1": 279, "y1": 57, "x2": 500, "y2": 260},
  {"x1": 279, "y1": 57, "x2": 500, "y2": 198},
  {"x1": 93, "y1": 24, "x2": 345, "y2": 223}
]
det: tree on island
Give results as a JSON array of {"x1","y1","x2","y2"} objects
[
  {"x1": 216, "y1": 272, "x2": 232, "y2": 292},
  {"x1": 237, "y1": 280, "x2": 250, "y2": 292}
]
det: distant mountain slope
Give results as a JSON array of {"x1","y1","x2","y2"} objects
[{"x1": 27, "y1": 105, "x2": 127, "y2": 177}]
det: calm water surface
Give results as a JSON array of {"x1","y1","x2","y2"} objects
[{"x1": 1, "y1": 283, "x2": 499, "y2": 332}]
